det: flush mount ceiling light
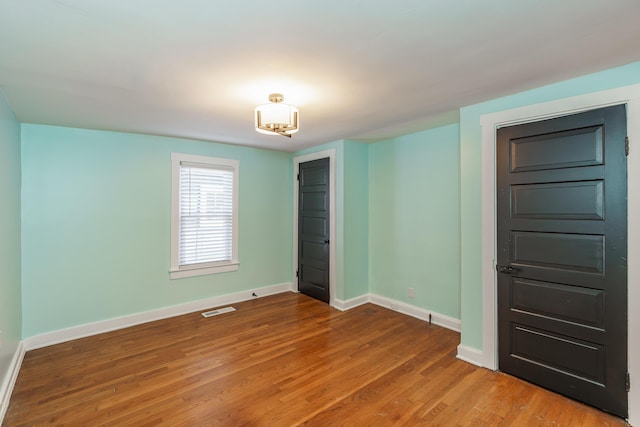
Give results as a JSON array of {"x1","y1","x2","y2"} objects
[{"x1": 255, "y1": 93, "x2": 299, "y2": 138}]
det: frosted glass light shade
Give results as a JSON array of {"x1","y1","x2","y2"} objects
[{"x1": 255, "y1": 94, "x2": 299, "y2": 137}]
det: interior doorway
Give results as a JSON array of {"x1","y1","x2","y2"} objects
[
  {"x1": 293, "y1": 149, "x2": 336, "y2": 306},
  {"x1": 478, "y1": 83, "x2": 640, "y2": 424},
  {"x1": 297, "y1": 157, "x2": 331, "y2": 303},
  {"x1": 496, "y1": 106, "x2": 628, "y2": 417}
]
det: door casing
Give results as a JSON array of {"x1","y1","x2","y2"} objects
[
  {"x1": 293, "y1": 149, "x2": 336, "y2": 307},
  {"x1": 478, "y1": 83, "x2": 640, "y2": 424}
]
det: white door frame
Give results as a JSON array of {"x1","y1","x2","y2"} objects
[
  {"x1": 293, "y1": 149, "x2": 337, "y2": 307},
  {"x1": 480, "y1": 83, "x2": 640, "y2": 424}
]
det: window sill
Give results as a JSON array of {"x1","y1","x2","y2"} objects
[{"x1": 170, "y1": 262, "x2": 239, "y2": 279}]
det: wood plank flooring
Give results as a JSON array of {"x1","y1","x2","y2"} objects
[{"x1": 3, "y1": 292, "x2": 628, "y2": 426}]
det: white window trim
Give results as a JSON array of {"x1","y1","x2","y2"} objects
[{"x1": 170, "y1": 153, "x2": 239, "y2": 279}]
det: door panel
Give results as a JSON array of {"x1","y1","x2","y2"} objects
[
  {"x1": 302, "y1": 217, "x2": 327, "y2": 237},
  {"x1": 510, "y1": 278, "x2": 604, "y2": 328},
  {"x1": 511, "y1": 231, "x2": 604, "y2": 273},
  {"x1": 510, "y1": 324, "x2": 605, "y2": 384},
  {"x1": 301, "y1": 192, "x2": 327, "y2": 211},
  {"x1": 511, "y1": 180, "x2": 604, "y2": 220},
  {"x1": 510, "y1": 125, "x2": 604, "y2": 172},
  {"x1": 298, "y1": 158, "x2": 330, "y2": 303},
  {"x1": 497, "y1": 105, "x2": 627, "y2": 417}
]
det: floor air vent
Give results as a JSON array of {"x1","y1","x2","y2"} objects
[{"x1": 201, "y1": 307, "x2": 236, "y2": 318}]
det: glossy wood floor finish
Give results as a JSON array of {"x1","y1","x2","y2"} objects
[{"x1": 4, "y1": 293, "x2": 627, "y2": 426}]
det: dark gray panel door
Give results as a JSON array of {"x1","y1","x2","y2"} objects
[
  {"x1": 497, "y1": 105, "x2": 628, "y2": 417},
  {"x1": 298, "y1": 158, "x2": 330, "y2": 303}
]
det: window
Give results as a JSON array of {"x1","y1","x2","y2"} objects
[{"x1": 170, "y1": 153, "x2": 239, "y2": 279}]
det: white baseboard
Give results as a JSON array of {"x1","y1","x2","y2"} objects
[
  {"x1": 333, "y1": 295, "x2": 369, "y2": 311},
  {"x1": 368, "y1": 293, "x2": 461, "y2": 333},
  {"x1": 23, "y1": 282, "x2": 293, "y2": 351},
  {"x1": 456, "y1": 344, "x2": 484, "y2": 367},
  {"x1": 0, "y1": 341, "x2": 25, "y2": 424}
]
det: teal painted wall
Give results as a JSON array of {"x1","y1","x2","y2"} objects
[
  {"x1": 369, "y1": 124, "x2": 460, "y2": 318},
  {"x1": 21, "y1": 125, "x2": 292, "y2": 338},
  {"x1": 0, "y1": 93, "x2": 22, "y2": 384},
  {"x1": 459, "y1": 61, "x2": 640, "y2": 349},
  {"x1": 342, "y1": 140, "x2": 369, "y2": 300}
]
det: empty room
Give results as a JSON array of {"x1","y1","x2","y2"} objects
[{"x1": 1, "y1": 1, "x2": 640, "y2": 425}]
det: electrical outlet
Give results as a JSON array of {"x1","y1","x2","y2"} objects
[{"x1": 408, "y1": 288, "x2": 415, "y2": 298}]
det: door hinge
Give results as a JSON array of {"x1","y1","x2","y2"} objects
[
  {"x1": 626, "y1": 372, "x2": 631, "y2": 392},
  {"x1": 625, "y1": 136, "x2": 629, "y2": 156},
  {"x1": 297, "y1": 173, "x2": 300, "y2": 181},
  {"x1": 296, "y1": 270, "x2": 299, "y2": 278}
]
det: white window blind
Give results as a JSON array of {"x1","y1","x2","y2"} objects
[
  {"x1": 179, "y1": 163, "x2": 233, "y2": 265},
  {"x1": 170, "y1": 153, "x2": 239, "y2": 279}
]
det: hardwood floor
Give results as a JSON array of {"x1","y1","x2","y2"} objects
[{"x1": 3, "y1": 292, "x2": 627, "y2": 426}]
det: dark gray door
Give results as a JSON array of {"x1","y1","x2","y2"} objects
[
  {"x1": 298, "y1": 158, "x2": 330, "y2": 303},
  {"x1": 497, "y1": 105, "x2": 628, "y2": 417}
]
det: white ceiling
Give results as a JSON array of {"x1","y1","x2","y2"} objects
[{"x1": 1, "y1": 0, "x2": 640, "y2": 152}]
